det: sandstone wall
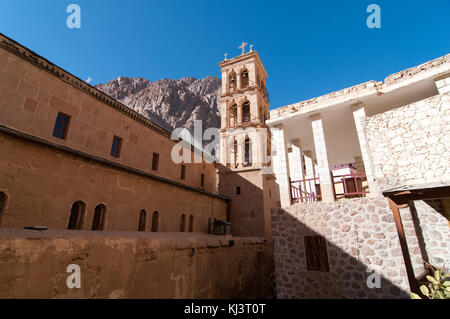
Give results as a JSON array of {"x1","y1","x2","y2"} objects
[
  {"x1": 0, "y1": 42, "x2": 217, "y2": 194},
  {"x1": 367, "y1": 92, "x2": 450, "y2": 190},
  {"x1": 271, "y1": 197, "x2": 411, "y2": 299},
  {"x1": 0, "y1": 132, "x2": 228, "y2": 232},
  {"x1": 0, "y1": 229, "x2": 274, "y2": 299}
]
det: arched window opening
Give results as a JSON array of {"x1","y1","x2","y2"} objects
[
  {"x1": 189, "y1": 215, "x2": 194, "y2": 232},
  {"x1": 0, "y1": 192, "x2": 7, "y2": 226},
  {"x1": 233, "y1": 138, "x2": 238, "y2": 168},
  {"x1": 242, "y1": 102, "x2": 250, "y2": 124},
  {"x1": 151, "y1": 211, "x2": 159, "y2": 232},
  {"x1": 241, "y1": 70, "x2": 249, "y2": 89},
  {"x1": 245, "y1": 137, "x2": 252, "y2": 167},
  {"x1": 138, "y1": 210, "x2": 147, "y2": 231},
  {"x1": 91, "y1": 204, "x2": 106, "y2": 231},
  {"x1": 68, "y1": 201, "x2": 86, "y2": 230},
  {"x1": 180, "y1": 214, "x2": 186, "y2": 232},
  {"x1": 229, "y1": 72, "x2": 237, "y2": 92},
  {"x1": 229, "y1": 104, "x2": 238, "y2": 127}
]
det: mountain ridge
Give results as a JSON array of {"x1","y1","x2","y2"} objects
[{"x1": 95, "y1": 76, "x2": 222, "y2": 138}]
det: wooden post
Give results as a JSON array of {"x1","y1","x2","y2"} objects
[{"x1": 387, "y1": 198, "x2": 420, "y2": 295}]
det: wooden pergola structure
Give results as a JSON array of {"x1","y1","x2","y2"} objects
[{"x1": 383, "y1": 182, "x2": 450, "y2": 295}]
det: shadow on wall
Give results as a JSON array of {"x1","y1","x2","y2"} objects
[
  {"x1": 271, "y1": 203, "x2": 411, "y2": 299},
  {"x1": 410, "y1": 199, "x2": 450, "y2": 271},
  {"x1": 216, "y1": 163, "x2": 280, "y2": 237}
]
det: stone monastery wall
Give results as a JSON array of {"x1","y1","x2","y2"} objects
[
  {"x1": 367, "y1": 92, "x2": 450, "y2": 191},
  {"x1": 0, "y1": 230, "x2": 274, "y2": 298},
  {"x1": 0, "y1": 34, "x2": 230, "y2": 232},
  {"x1": 271, "y1": 198, "x2": 410, "y2": 299}
]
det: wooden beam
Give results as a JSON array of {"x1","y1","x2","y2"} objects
[{"x1": 387, "y1": 198, "x2": 420, "y2": 295}]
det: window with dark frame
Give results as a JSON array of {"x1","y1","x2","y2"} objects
[
  {"x1": 180, "y1": 214, "x2": 186, "y2": 232},
  {"x1": 110, "y1": 136, "x2": 122, "y2": 158},
  {"x1": 180, "y1": 165, "x2": 186, "y2": 180},
  {"x1": 152, "y1": 153, "x2": 159, "y2": 171},
  {"x1": 236, "y1": 186, "x2": 241, "y2": 195},
  {"x1": 188, "y1": 215, "x2": 194, "y2": 232},
  {"x1": 91, "y1": 204, "x2": 106, "y2": 231},
  {"x1": 242, "y1": 101, "x2": 250, "y2": 123},
  {"x1": 241, "y1": 70, "x2": 249, "y2": 88},
  {"x1": 304, "y1": 236, "x2": 330, "y2": 272},
  {"x1": 0, "y1": 192, "x2": 7, "y2": 226},
  {"x1": 138, "y1": 210, "x2": 147, "y2": 231},
  {"x1": 201, "y1": 174, "x2": 205, "y2": 188},
  {"x1": 52, "y1": 112, "x2": 71, "y2": 140},
  {"x1": 68, "y1": 201, "x2": 85, "y2": 230},
  {"x1": 151, "y1": 211, "x2": 159, "y2": 232}
]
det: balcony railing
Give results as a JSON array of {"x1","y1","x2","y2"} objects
[
  {"x1": 332, "y1": 172, "x2": 370, "y2": 199},
  {"x1": 291, "y1": 177, "x2": 322, "y2": 203}
]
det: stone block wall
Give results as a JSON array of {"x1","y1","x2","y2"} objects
[
  {"x1": 271, "y1": 197, "x2": 411, "y2": 299},
  {"x1": 367, "y1": 92, "x2": 450, "y2": 190},
  {"x1": 366, "y1": 91, "x2": 450, "y2": 271},
  {"x1": 0, "y1": 229, "x2": 274, "y2": 299}
]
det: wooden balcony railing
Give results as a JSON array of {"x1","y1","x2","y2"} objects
[
  {"x1": 332, "y1": 172, "x2": 370, "y2": 199},
  {"x1": 291, "y1": 177, "x2": 322, "y2": 203}
]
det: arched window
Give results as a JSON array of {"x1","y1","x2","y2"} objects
[
  {"x1": 229, "y1": 72, "x2": 237, "y2": 92},
  {"x1": 68, "y1": 201, "x2": 86, "y2": 230},
  {"x1": 229, "y1": 104, "x2": 237, "y2": 127},
  {"x1": 151, "y1": 211, "x2": 159, "y2": 232},
  {"x1": 241, "y1": 70, "x2": 249, "y2": 88},
  {"x1": 179, "y1": 214, "x2": 186, "y2": 232},
  {"x1": 91, "y1": 204, "x2": 106, "y2": 231},
  {"x1": 138, "y1": 210, "x2": 147, "y2": 231},
  {"x1": 245, "y1": 137, "x2": 252, "y2": 167},
  {"x1": 233, "y1": 138, "x2": 238, "y2": 168},
  {"x1": 189, "y1": 215, "x2": 194, "y2": 232},
  {"x1": 242, "y1": 101, "x2": 250, "y2": 123},
  {"x1": 0, "y1": 192, "x2": 7, "y2": 226}
]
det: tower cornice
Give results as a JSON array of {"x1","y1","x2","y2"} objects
[{"x1": 219, "y1": 51, "x2": 268, "y2": 79}]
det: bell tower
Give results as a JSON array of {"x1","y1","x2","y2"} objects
[{"x1": 217, "y1": 43, "x2": 278, "y2": 238}]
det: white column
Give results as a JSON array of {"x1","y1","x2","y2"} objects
[
  {"x1": 303, "y1": 150, "x2": 317, "y2": 196},
  {"x1": 271, "y1": 125, "x2": 292, "y2": 207},
  {"x1": 221, "y1": 71, "x2": 228, "y2": 94},
  {"x1": 219, "y1": 132, "x2": 228, "y2": 166},
  {"x1": 237, "y1": 104, "x2": 243, "y2": 125},
  {"x1": 288, "y1": 139, "x2": 304, "y2": 182},
  {"x1": 311, "y1": 114, "x2": 334, "y2": 202},
  {"x1": 352, "y1": 103, "x2": 380, "y2": 196},
  {"x1": 237, "y1": 134, "x2": 245, "y2": 168},
  {"x1": 303, "y1": 150, "x2": 315, "y2": 179},
  {"x1": 435, "y1": 75, "x2": 450, "y2": 95}
]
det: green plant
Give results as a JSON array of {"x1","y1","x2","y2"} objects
[{"x1": 411, "y1": 266, "x2": 450, "y2": 299}]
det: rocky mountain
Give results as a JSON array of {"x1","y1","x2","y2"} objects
[{"x1": 95, "y1": 76, "x2": 222, "y2": 141}]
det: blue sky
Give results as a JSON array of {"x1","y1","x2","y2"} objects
[{"x1": 0, "y1": 0, "x2": 449, "y2": 109}]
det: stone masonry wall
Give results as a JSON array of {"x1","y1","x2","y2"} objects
[
  {"x1": 367, "y1": 92, "x2": 450, "y2": 190},
  {"x1": 271, "y1": 197, "x2": 411, "y2": 299},
  {"x1": 0, "y1": 229, "x2": 274, "y2": 299},
  {"x1": 367, "y1": 92, "x2": 450, "y2": 271}
]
